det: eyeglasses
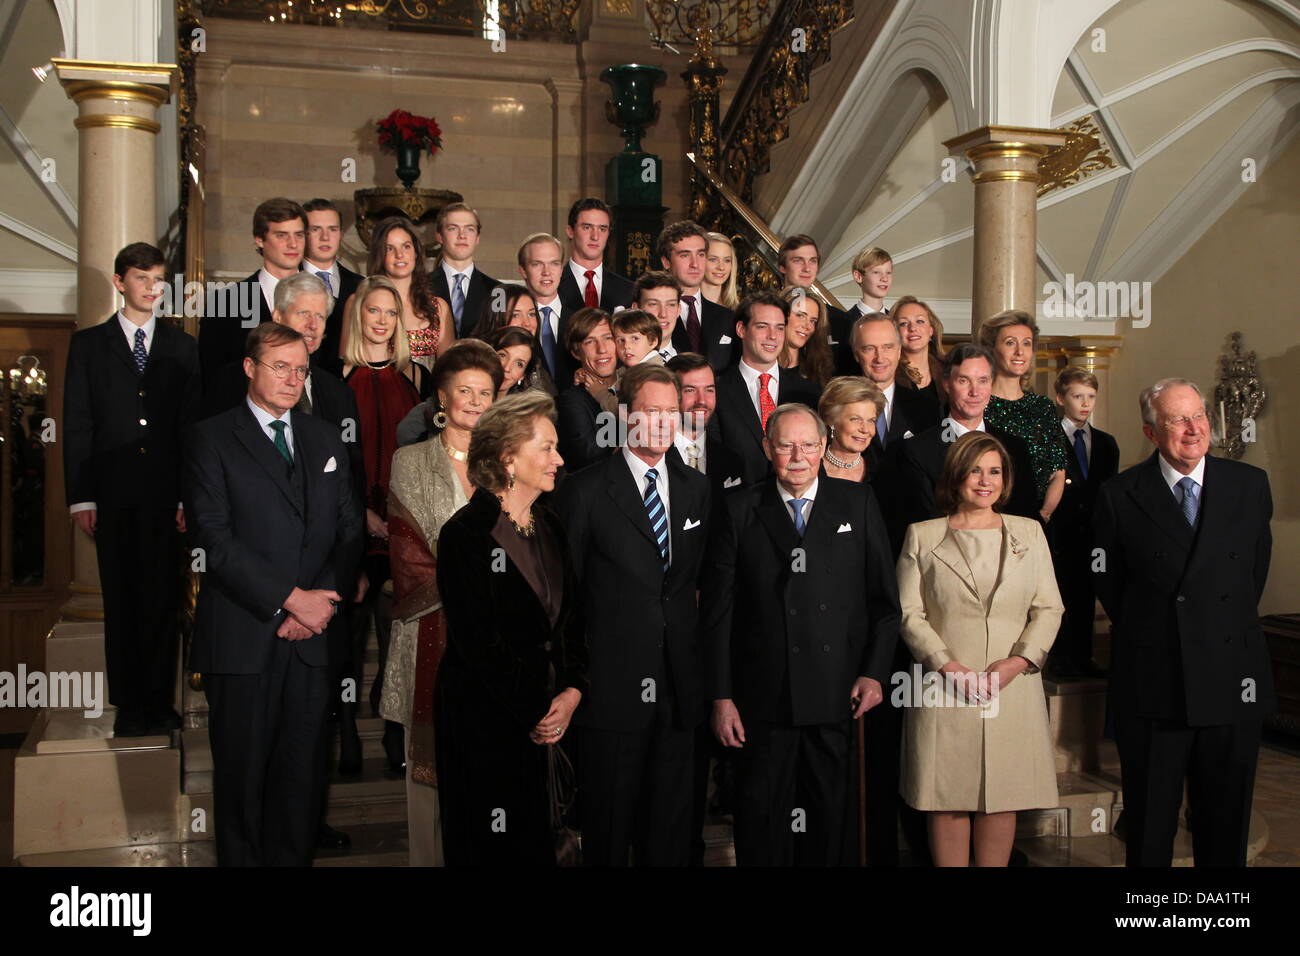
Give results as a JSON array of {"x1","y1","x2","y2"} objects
[
  {"x1": 258, "y1": 361, "x2": 311, "y2": 382},
  {"x1": 771, "y1": 440, "x2": 823, "y2": 457},
  {"x1": 1160, "y1": 413, "x2": 1208, "y2": 430}
]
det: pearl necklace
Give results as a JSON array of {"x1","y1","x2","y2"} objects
[{"x1": 825, "y1": 447, "x2": 863, "y2": 469}]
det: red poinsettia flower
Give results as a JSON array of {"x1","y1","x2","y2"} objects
[{"x1": 376, "y1": 108, "x2": 444, "y2": 156}]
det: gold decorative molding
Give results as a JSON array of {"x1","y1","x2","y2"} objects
[
  {"x1": 971, "y1": 169, "x2": 1042, "y2": 185},
  {"x1": 1038, "y1": 114, "x2": 1118, "y2": 197},
  {"x1": 52, "y1": 58, "x2": 179, "y2": 105},
  {"x1": 73, "y1": 114, "x2": 163, "y2": 134},
  {"x1": 353, "y1": 186, "x2": 463, "y2": 249}
]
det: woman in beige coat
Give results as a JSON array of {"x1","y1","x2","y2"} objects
[{"x1": 896, "y1": 432, "x2": 1063, "y2": 866}]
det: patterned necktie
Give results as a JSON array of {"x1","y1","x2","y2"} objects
[
  {"x1": 451, "y1": 273, "x2": 466, "y2": 331},
  {"x1": 315, "y1": 270, "x2": 333, "y2": 295},
  {"x1": 132, "y1": 327, "x2": 148, "y2": 375},
  {"x1": 1177, "y1": 476, "x2": 1199, "y2": 527},
  {"x1": 876, "y1": 403, "x2": 889, "y2": 448},
  {"x1": 539, "y1": 306, "x2": 557, "y2": 375},
  {"x1": 1073, "y1": 428, "x2": 1089, "y2": 478},
  {"x1": 643, "y1": 468, "x2": 669, "y2": 572},
  {"x1": 269, "y1": 420, "x2": 293, "y2": 466},
  {"x1": 758, "y1": 372, "x2": 776, "y2": 432},
  {"x1": 583, "y1": 270, "x2": 598, "y2": 309},
  {"x1": 789, "y1": 497, "x2": 808, "y2": 535},
  {"x1": 682, "y1": 295, "x2": 702, "y2": 353},
  {"x1": 686, "y1": 442, "x2": 701, "y2": 472}
]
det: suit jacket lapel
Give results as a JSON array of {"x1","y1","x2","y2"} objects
[
  {"x1": 932, "y1": 526, "x2": 980, "y2": 600},
  {"x1": 665, "y1": 453, "x2": 703, "y2": 583},
  {"x1": 987, "y1": 520, "x2": 1027, "y2": 608},
  {"x1": 1130, "y1": 452, "x2": 1193, "y2": 550},
  {"x1": 607, "y1": 455, "x2": 660, "y2": 553},
  {"x1": 723, "y1": 369, "x2": 765, "y2": 450},
  {"x1": 1186, "y1": 456, "x2": 1231, "y2": 577},
  {"x1": 235, "y1": 405, "x2": 304, "y2": 518},
  {"x1": 104, "y1": 318, "x2": 139, "y2": 374},
  {"x1": 756, "y1": 483, "x2": 801, "y2": 562}
]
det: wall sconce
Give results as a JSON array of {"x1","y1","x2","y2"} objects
[{"x1": 1213, "y1": 332, "x2": 1264, "y2": 460}]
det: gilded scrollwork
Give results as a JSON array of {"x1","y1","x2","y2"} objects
[{"x1": 1037, "y1": 114, "x2": 1117, "y2": 197}]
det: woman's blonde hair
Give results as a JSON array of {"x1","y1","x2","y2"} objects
[
  {"x1": 705, "y1": 232, "x2": 740, "y2": 309},
  {"x1": 343, "y1": 276, "x2": 410, "y2": 372},
  {"x1": 818, "y1": 375, "x2": 884, "y2": 435},
  {"x1": 468, "y1": 391, "x2": 557, "y2": 494},
  {"x1": 977, "y1": 309, "x2": 1039, "y2": 388},
  {"x1": 892, "y1": 295, "x2": 946, "y2": 387}
]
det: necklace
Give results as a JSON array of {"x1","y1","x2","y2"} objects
[
  {"x1": 825, "y1": 447, "x2": 862, "y2": 469},
  {"x1": 498, "y1": 497, "x2": 536, "y2": 537},
  {"x1": 441, "y1": 436, "x2": 467, "y2": 462}
]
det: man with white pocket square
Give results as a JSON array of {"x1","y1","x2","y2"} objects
[
  {"x1": 556, "y1": 363, "x2": 713, "y2": 865},
  {"x1": 184, "y1": 322, "x2": 362, "y2": 866},
  {"x1": 701, "y1": 403, "x2": 900, "y2": 865}
]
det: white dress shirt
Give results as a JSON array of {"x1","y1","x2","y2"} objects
[
  {"x1": 304, "y1": 259, "x2": 340, "y2": 297},
  {"x1": 878, "y1": 381, "x2": 897, "y2": 434},
  {"x1": 535, "y1": 295, "x2": 563, "y2": 343},
  {"x1": 1157, "y1": 451, "x2": 1206, "y2": 497},
  {"x1": 737, "y1": 359, "x2": 780, "y2": 421},
  {"x1": 257, "y1": 268, "x2": 283, "y2": 322},
  {"x1": 942, "y1": 416, "x2": 987, "y2": 438},
  {"x1": 569, "y1": 260, "x2": 602, "y2": 303},
  {"x1": 778, "y1": 475, "x2": 819, "y2": 527},
  {"x1": 623, "y1": 446, "x2": 670, "y2": 562},
  {"x1": 442, "y1": 261, "x2": 476, "y2": 299},
  {"x1": 247, "y1": 395, "x2": 295, "y2": 457},
  {"x1": 658, "y1": 341, "x2": 679, "y2": 363},
  {"x1": 1061, "y1": 417, "x2": 1091, "y2": 461},
  {"x1": 674, "y1": 430, "x2": 707, "y2": 474}
]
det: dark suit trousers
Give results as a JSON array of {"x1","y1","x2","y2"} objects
[
  {"x1": 1053, "y1": 560, "x2": 1096, "y2": 666},
  {"x1": 95, "y1": 507, "x2": 180, "y2": 715},
  {"x1": 579, "y1": 698, "x2": 695, "y2": 867},
  {"x1": 1115, "y1": 711, "x2": 1262, "y2": 866},
  {"x1": 204, "y1": 637, "x2": 331, "y2": 866},
  {"x1": 734, "y1": 718, "x2": 855, "y2": 866}
]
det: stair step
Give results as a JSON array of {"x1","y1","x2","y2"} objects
[{"x1": 314, "y1": 820, "x2": 409, "y2": 866}]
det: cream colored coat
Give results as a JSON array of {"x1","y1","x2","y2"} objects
[{"x1": 896, "y1": 515, "x2": 1064, "y2": 813}]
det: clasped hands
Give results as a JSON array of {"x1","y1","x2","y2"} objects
[
  {"x1": 938, "y1": 656, "x2": 1029, "y2": 703},
  {"x1": 712, "y1": 677, "x2": 884, "y2": 749},
  {"x1": 277, "y1": 586, "x2": 342, "y2": 641}
]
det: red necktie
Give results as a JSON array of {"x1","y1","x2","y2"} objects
[
  {"x1": 758, "y1": 372, "x2": 776, "y2": 432},
  {"x1": 682, "y1": 294, "x2": 702, "y2": 353},
  {"x1": 584, "y1": 270, "x2": 598, "y2": 308}
]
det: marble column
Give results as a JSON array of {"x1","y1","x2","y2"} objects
[
  {"x1": 54, "y1": 59, "x2": 177, "y2": 620},
  {"x1": 943, "y1": 125, "x2": 1068, "y2": 336}
]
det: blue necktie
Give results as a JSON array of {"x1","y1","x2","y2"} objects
[
  {"x1": 1073, "y1": 428, "x2": 1089, "y2": 478},
  {"x1": 539, "y1": 306, "x2": 557, "y2": 375},
  {"x1": 789, "y1": 497, "x2": 807, "y2": 535},
  {"x1": 315, "y1": 270, "x2": 332, "y2": 295},
  {"x1": 1176, "y1": 476, "x2": 1199, "y2": 527},
  {"x1": 132, "y1": 327, "x2": 147, "y2": 375},
  {"x1": 643, "y1": 468, "x2": 668, "y2": 572},
  {"x1": 451, "y1": 273, "x2": 466, "y2": 333}
]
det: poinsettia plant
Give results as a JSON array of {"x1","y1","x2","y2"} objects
[{"x1": 376, "y1": 109, "x2": 444, "y2": 155}]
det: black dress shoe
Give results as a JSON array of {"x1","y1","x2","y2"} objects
[
  {"x1": 382, "y1": 720, "x2": 406, "y2": 776},
  {"x1": 317, "y1": 824, "x2": 351, "y2": 849},
  {"x1": 113, "y1": 709, "x2": 148, "y2": 738},
  {"x1": 144, "y1": 707, "x2": 182, "y2": 734}
]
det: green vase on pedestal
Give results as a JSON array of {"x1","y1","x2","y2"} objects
[{"x1": 395, "y1": 143, "x2": 422, "y2": 189}]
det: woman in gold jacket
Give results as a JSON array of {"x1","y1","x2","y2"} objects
[{"x1": 896, "y1": 432, "x2": 1063, "y2": 866}]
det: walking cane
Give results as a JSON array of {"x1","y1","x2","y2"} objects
[{"x1": 857, "y1": 714, "x2": 868, "y2": 866}]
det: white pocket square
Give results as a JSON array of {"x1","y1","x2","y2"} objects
[
  {"x1": 723, "y1": 476, "x2": 742, "y2": 489},
  {"x1": 718, "y1": 334, "x2": 732, "y2": 344},
  {"x1": 683, "y1": 518, "x2": 701, "y2": 531},
  {"x1": 837, "y1": 522, "x2": 852, "y2": 533},
  {"x1": 324, "y1": 456, "x2": 337, "y2": 473},
  {"x1": 903, "y1": 430, "x2": 914, "y2": 440}
]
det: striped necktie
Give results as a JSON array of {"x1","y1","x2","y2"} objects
[
  {"x1": 451, "y1": 273, "x2": 466, "y2": 331},
  {"x1": 643, "y1": 467, "x2": 668, "y2": 572}
]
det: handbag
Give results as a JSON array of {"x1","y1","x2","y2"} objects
[{"x1": 547, "y1": 742, "x2": 581, "y2": 866}]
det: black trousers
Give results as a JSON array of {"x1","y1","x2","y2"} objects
[
  {"x1": 1114, "y1": 711, "x2": 1262, "y2": 866},
  {"x1": 204, "y1": 637, "x2": 331, "y2": 866},
  {"x1": 95, "y1": 506, "x2": 181, "y2": 715},
  {"x1": 1053, "y1": 561, "x2": 1096, "y2": 666},
  {"x1": 734, "y1": 718, "x2": 856, "y2": 867},
  {"x1": 578, "y1": 704, "x2": 695, "y2": 867}
]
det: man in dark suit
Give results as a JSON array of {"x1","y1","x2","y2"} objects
[
  {"x1": 1046, "y1": 366, "x2": 1120, "y2": 680},
  {"x1": 776, "y1": 234, "x2": 853, "y2": 375},
  {"x1": 64, "y1": 242, "x2": 201, "y2": 737},
  {"x1": 557, "y1": 364, "x2": 712, "y2": 866},
  {"x1": 518, "y1": 232, "x2": 573, "y2": 387},
  {"x1": 430, "y1": 201, "x2": 500, "y2": 339},
  {"x1": 702, "y1": 402, "x2": 900, "y2": 865},
  {"x1": 713, "y1": 292, "x2": 820, "y2": 487},
  {"x1": 898, "y1": 344, "x2": 1039, "y2": 545},
  {"x1": 1093, "y1": 378, "x2": 1273, "y2": 867},
  {"x1": 301, "y1": 198, "x2": 362, "y2": 376},
  {"x1": 658, "y1": 221, "x2": 735, "y2": 370},
  {"x1": 184, "y1": 322, "x2": 362, "y2": 867},
  {"x1": 558, "y1": 197, "x2": 634, "y2": 317},
  {"x1": 849, "y1": 312, "x2": 941, "y2": 472},
  {"x1": 198, "y1": 197, "x2": 307, "y2": 394}
]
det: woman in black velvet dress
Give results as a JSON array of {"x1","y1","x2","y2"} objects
[{"x1": 434, "y1": 391, "x2": 588, "y2": 866}]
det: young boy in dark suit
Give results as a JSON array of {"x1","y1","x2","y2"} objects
[
  {"x1": 1047, "y1": 366, "x2": 1119, "y2": 680},
  {"x1": 64, "y1": 242, "x2": 201, "y2": 735}
]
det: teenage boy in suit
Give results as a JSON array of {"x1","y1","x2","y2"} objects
[
  {"x1": 558, "y1": 197, "x2": 634, "y2": 316},
  {"x1": 431, "y1": 201, "x2": 500, "y2": 339},
  {"x1": 301, "y1": 198, "x2": 362, "y2": 375}
]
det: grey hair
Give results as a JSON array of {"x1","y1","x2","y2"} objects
[
  {"x1": 273, "y1": 270, "x2": 335, "y2": 317},
  {"x1": 1140, "y1": 377, "x2": 1206, "y2": 427},
  {"x1": 765, "y1": 402, "x2": 827, "y2": 442},
  {"x1": 849, "y1": 311, "x2": 901, "y2": 347}
]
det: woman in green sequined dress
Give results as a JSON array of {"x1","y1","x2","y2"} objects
[{"x1": 978, "y1": 311, "x2": 1067, "y2": 522}]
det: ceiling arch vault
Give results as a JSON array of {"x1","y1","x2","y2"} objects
[{"x1": 758, "y1": 0, "x2": 1300, "y2": 334}]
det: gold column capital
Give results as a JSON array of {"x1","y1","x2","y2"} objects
[
  {"x1": 943, "y1": 124, "x2": 1071, "y2": 156},
  {"x1": 52, "y1": 58, "x2": 178, "y2": 107}
]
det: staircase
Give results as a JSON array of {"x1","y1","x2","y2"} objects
[{"x1": 13, "y1": 619, "x2": 409, "y2": 866}]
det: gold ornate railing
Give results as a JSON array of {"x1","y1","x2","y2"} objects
[
  {"x1": 647, "y1": 0, "x2": 776, "y2": 52},
  {"x1": 199, "y1": 0, "x2": 581, "y2": 39}
]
